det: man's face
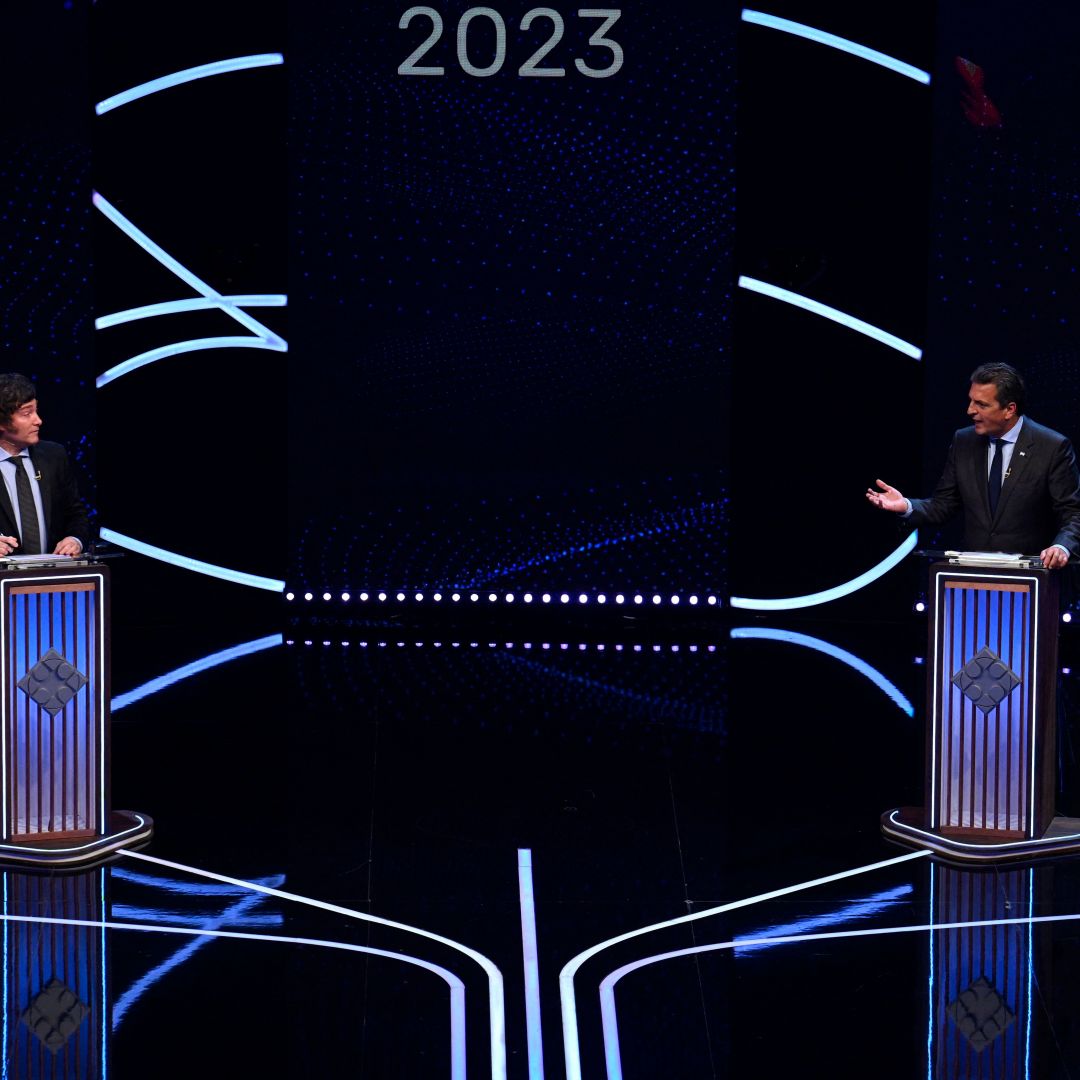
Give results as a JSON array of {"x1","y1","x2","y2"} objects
[
  {"x1": 967, "y1": 382, "x2": 1017, "y2": 437},
  {"x1": 0, "y1": 399, "x2": 42, "y2": 451}
]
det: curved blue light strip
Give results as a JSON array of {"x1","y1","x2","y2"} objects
[
  {"x1": 96, "y1": 295, "x2": 287, "y2": 330},
  {"x1": 738, "y1": 276, "x2": 923, "y2": 359},
  {"x1": 730, "y1": 530, "x2": 918, "y2": 610},
  {"x1": 112, "y1": 634, "x2": 282, "y2": 711},
  {"x1": 96, "y1": 336, "x2": 287, "y2": 389},
  {"x1": 729, "y1": 626, "x2": 915, "y2": 716},
  {"x1": 95, "y1": 54, "x2": 285, "y2": 115},
  {"x1": 99, "y1": 527, "x2": 285, "y2": 592},
  {"x1": 92, "y1": 191, "x2": 287, "y2": 387},
  {"x1": 740, "y1": 10, "x2": 931, "y2": 84}
]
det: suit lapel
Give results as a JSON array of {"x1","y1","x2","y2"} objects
[{"x1": 0, "y1": 459, "x2": 16, "y2": 537}]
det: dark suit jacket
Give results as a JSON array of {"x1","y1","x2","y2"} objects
[
  {"x1": 0, "y1": 441, "x2": 90, "y2": 553},
  {"x1": 908, "y1": 418, "x2": 1080, "y2": 555}
]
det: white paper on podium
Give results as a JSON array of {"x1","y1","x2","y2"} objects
[{"x1": 944, "y1": 550, "x2": 1028, "y2": 566}]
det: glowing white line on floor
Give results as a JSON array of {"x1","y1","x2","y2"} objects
[
  {"x1": 559, "y1": 850, "x2": 927, "y2": 1080},
  {"x1": 740, "y1": 10, "x2": 931, "y2": 84},
  {"x1": 738, "y1": 276, "x2": 923, "y2": 358},
  {"x1": 518, "y1": 850, "x2": 545, "y2": 1080},
  {"x1": 95, "y1": 54, "x2": 284, "y2": 115},
  {"x1": 96, "y1": 295, "x2": 287, "y2": 329},
  {"x1": 124, "y1": 850, "x2": 503, "y2": 1080},
  {"x1": 0, "y1": 910, "x2": 465, "y2": 1080},
  {"x1": 100, "y1": 528, "x2": 285, "y2": 592},
  {"x1": 598, "y1": 910, "x2": 1080, "y2": 1079},
  {"x1": 112, "y1": 634, "x2": 282, "y2": 711},
  {"x1": 730, "y1": 530, "x2": 919, "y2": 610},
  {"x1": 730, "y1": 627, "x2": 915, "y2": 716}
]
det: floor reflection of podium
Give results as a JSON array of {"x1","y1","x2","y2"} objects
[
  {"x1": 929, "y1": 863, "x2": 1052, "y2": 1078},
  {"x1": 3, "y1": 867, "x2": 108, "y2": 1075}
]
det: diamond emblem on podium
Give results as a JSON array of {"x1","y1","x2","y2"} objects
[
  {"x1": 945, "y1": 976, "x2": 1015, "y2": 1050},
  {"x1": 951, "y1": 646, "x2": 1020, "y2": 714},
  {"x1": 20, "y1": 977, "x2": 89, "y2": 1052},
  {"x1": 17, "y1": 648, "x2": 88, "y2": 716}
]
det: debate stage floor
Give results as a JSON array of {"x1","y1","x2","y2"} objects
[{"x1": 21, "y1": 558, "x2": 1080, "y2": 1078}]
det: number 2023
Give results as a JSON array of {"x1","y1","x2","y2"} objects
[{"x1": 398, "y1": 7, "x2": 623, "y2": 78}]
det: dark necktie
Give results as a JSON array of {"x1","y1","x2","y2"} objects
[
  {"x1": 8, "y1": 457, "x2": 41, "y2": 555},
  {"x1": 987, "y1": 437, "x2": 1004, "y2": 518}
]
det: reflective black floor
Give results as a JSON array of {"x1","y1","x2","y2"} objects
[{"x1": 17, "y1": 556, "x2": 1080, "y2": 1078}]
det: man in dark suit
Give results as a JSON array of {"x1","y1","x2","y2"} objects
[
  {"x1": 0, "y1": 373, "x2": 89, "y2": 558},
  {"x1": 866, "y1": 362, "x2": 1080, "y2": 567}
]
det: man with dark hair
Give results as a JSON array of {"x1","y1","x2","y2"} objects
[
  {"x1": 866, "y1": 362, "x2": 1080, "y2": 568},
  {"x1": 0, "y1": 373, "x2": 89, "y2": 558}
]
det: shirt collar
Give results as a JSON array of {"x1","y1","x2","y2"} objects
[{"x1": 997, "y1": 415, "x2": 1024, "y2": 445}]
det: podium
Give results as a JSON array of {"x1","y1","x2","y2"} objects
[
  {"x1": 0, "y1": 559, "x2": 152, "y2": 867},
  {"x1": 883, "y1": 557, "x2": 1080, "y2": 863}
]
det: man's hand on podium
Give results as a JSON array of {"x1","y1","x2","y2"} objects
[
  {"x1": 1040, "y1": 545, "x2": 1070, "y2": 570},
  {"x1": 866, "y1": 479, "x2": 908, "y2": 514}
]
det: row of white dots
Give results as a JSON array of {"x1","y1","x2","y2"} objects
[
  {"x1": 286, "y1": 590, "x2": 721, "y2": 606},
  {"x1": 287, "y1": 640, "x2": 718, "y2": 651}
]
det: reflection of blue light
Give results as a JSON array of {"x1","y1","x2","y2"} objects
[
  {"x1": 730, "y1": 531, "x2": 918, "y2": 610},
  {"x1": 735, "y1": 884, "x2": 912, "y2": 954},
  {"x1": 738, "y1": 276, "x2": 923, "y2": 358},
  {"x1": 95, "y1": 53, "x2": 285, "y2": 114},
  {"x1": 518, "y1": 850, "x2": 545, "y2": 1080},
  {"x1": 740, "y1": 10, "x2": 931, "y2": 84},
  {"x1": 95, "y1": 295, "x2": 287, "y2": 329},
  {"x1": 112, "y1": 883, "x2": 282, "y2": 1028},
  {"x1": 100, "y1": 528, "x2": 286, "y2": 592},
  {"x1": 730, "y1": 627, "x2": 915, "y2": 716},
  {"x1": 126, "y1": 849, "x2": 501, "y2": 1080},
  {"x1": 559, "y1": 850, "x2": 927, "y2": 1080}
]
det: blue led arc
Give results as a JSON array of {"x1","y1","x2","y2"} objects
[
  {"x1": 112, "y1": 634, "x2": 282, "y2": 711},
  {"x1": 729, "y1": 626, "x2": 915, "y2": 717},
  {"x1": 97, "y1": 336, "x2": 286, "y2": 389},
  {"x1": 740, "y1": 10, "x2": 931, "y2": 84},
  {"x1": 729, "y1": 530, "x2": 919, "y2": 611},
  {"x1": 738, "y1": 276, "x2": 923, "y2": 359},
  {"x1": 99, "y1": 528, "x2": 285, "y2": 592},
  {"x1": 96, "y1": 295, "x2": 287, "y2": 330},
  {"x1": 92, "y1": 191, "x2": 287, "y2": 388},
  {"x1": 95, "y1": 54, "x2": 285, "y2": 115}
]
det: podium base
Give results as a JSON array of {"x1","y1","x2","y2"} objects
[
  {"x1": 0, "y1": 811, "x2": 153, "y2": 869},
  {"x1": 882, "y1": 807, "x2": 1080, "y2": 864}
]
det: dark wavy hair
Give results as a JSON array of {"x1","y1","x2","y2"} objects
[
  {"x1": 0, "y1": 374, "x2": 36, "y2": 428},
  {"x1": 969, "y1": 362, "x2": 1026, "y2": 414}
]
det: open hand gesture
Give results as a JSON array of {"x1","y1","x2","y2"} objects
[{"x1": 866, "y1": 479, "x2": 908, "y2": 514}]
